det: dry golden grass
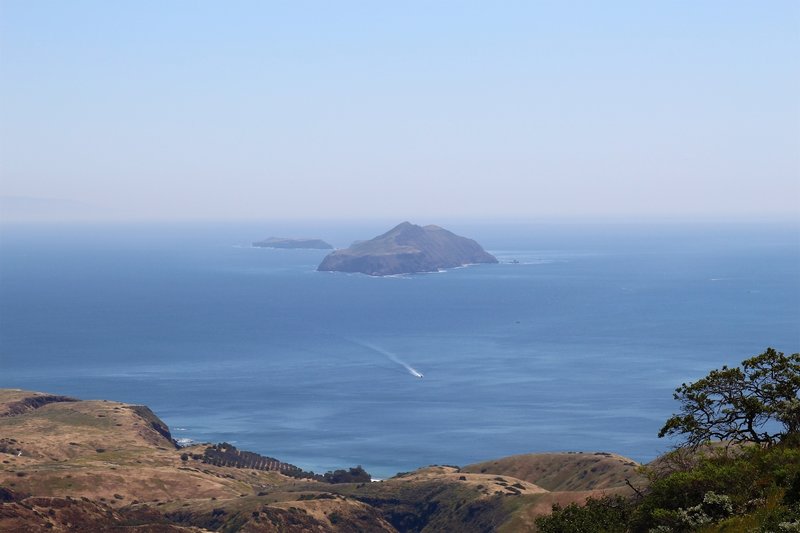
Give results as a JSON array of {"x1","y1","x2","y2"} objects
[
  {"x1": 389, "y1": 465, "x2": 548, "y2": 497},
  {"x1": 464, "y1": 451, "x2": 646, "y2": 492},
  {"x1": 0, "y1": 390, "x2": 651, "y2": 532},
  {"x1": 0, "y1": 391, "x2": 290, "y2": 504}
]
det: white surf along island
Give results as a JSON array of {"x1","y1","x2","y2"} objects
[{"x1": 317, "y1": 222, "x2": 498, "y2": 276}]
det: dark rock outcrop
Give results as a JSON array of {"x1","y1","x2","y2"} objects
[
  {"x1": 253, "y1": 237, "x2": 333, "y2": 249},
  {"x1": 317, "y1": 222, "x2": 497, "y2": 276},
  {"x1": 0, "y1": 394, "x2": 78, "y2": 418},
  {"x1": 127, "y1": 405, "x2": 178, "y2": 448}
]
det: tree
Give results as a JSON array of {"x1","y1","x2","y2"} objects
[
  {"x1": 535, "y1": 495, "x2": 633, "y2": 533},
  {"x1": 659, "y1": 348, "x2": 800, "y2": 448},
  {"x1": 323, "y1": 465, "x2": 371, "y2": 484}
]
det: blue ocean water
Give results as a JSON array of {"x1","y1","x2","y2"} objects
[{"x1": 1, "y1": 220, "x2": 798, "y2": 478}]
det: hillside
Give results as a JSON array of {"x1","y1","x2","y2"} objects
[
  {"x1": 0, "y1": 388, "x2": 641, "y2": 532},
  {"x1": 464, "y1": 451, "x2": 645, "y2": 492}
]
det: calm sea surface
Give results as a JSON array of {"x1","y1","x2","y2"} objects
[{"x1": 1, "y1": 220, "x2": 798, "y2": 478}]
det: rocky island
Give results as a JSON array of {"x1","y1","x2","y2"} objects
[
  {"x1": 252, "y1": 237, "x2": 333, "y2": 250},
  {"x1": 317, "y1": 222, "x2": 498, "y2": 276}
]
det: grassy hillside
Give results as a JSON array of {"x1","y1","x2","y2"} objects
[
  {"x1": 0, "y1": 388, "x2": 647, "y2": 532},
  {"x1": 6, "y1": 383, "x2": 795, "y2": 532},
  {"x1": 3, "y1": 349, "x2": 795, "y2": 531},
  {"x1": 464, "y1": 452, "x2": 646, "y2": 492}
]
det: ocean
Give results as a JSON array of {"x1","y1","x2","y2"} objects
[{"x1": 1, "y1": 220, "x2": 798, "y2": 478}]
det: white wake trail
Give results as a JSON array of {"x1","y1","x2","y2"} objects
[{"x1": 351, "y1": 339, "x2": 424, "y2": 379}]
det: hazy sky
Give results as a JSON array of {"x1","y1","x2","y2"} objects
[{"x1": 1, "y1": 1, "x2": 798, "y2": 221}]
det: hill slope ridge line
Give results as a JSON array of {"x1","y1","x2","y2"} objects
[
  {"x1": 0, "y1": 394, "x2": 78, "y2": 418},
  {"x1": 463, "y1": 451, "x2": 644, "y2": 492}
]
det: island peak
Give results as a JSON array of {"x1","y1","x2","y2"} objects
[{"x1": 317, "y1": 222, "x2": 497, "y2": 276}]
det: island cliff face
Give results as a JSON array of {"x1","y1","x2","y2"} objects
[
  {"x1": 253, "y1": 237, "x2": 333, "y2": 249},
  {"x1": 317, "y1": 222, "x2": 498, "y2": 276}
]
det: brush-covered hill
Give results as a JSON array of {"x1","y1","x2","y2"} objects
[
  {"x1": 4, "y1": 350, "x2": 796, "y2": 531},
  {"x1": 0, "y1": 388, "x2": 642, "y2": 532}
]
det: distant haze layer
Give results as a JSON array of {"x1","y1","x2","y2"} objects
[{"x1": 0, "y1": 1, "x2": 798, "y2": 221}]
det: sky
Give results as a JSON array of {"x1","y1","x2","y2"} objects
[{"x1": 0, "y1": 1, "x2": 798, "y2": 221}]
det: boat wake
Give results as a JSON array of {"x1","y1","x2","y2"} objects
[{"x1": 350, "y1": 339, "x2": 424, "y2": 379}]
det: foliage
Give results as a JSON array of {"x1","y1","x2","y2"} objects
[
  {"x1": 536, "y1": 349, "x2": 800, "y2": 532},
  {"x1": 630, "y1": 441, "x2": 800, "y2": 531},
  {"x1": 201, "y1": 443, "x2": 372, "y2": 483},
  {"x1": 203, "y1": 442, "x2": 301, "y2": 473},
  {"x1": 534, "y1": 495, "x2": 633, "y2": 533},
  {"x1": 322, "y1": 465, "x2": 371, "y2": 484},
  {"x1": 640, "y1": 491, "x2": 733, "y2": 531},
  {"x1": 659, "y1": 348, "x2": 800, "y2": 449},
  {"x1": 535, "y1": 444, "x2": 800, "y2": 532}
]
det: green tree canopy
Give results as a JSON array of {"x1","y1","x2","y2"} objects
[{"x1": 659, "y1": 348, "x2": 800, "y2": 448}]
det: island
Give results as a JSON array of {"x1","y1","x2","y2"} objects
[
  {"x1": 317, "y1": 221, "x2": 498, "y2": 276},
  {"x1": 252, "y1": 237, "x2": 333, "y2": 250}
]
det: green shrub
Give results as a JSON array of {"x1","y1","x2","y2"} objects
[
  {"x1": 535, "y1": 495, "x2": 633, "y2": 533},
  {"x1": 632, "y1": 443, "x2": 800, "y2": 531}
]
